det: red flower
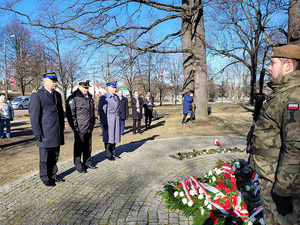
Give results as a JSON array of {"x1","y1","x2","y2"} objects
[
  {"x1": 224, "y1": 200, "x2": 232, "y2": 208},
  {"x1": 231, "y1": 177, "x2": 236, "y2": 183},
  {"x1": 221, "y1": 161, "x2": 225, "y2": 165},
  {"x1": 224, "y1": 188, "x2": 231, "y2": 193},
  {"x1": 179, "y1": 183, "x2": 183, "y2": 188},
  {"x1": 174, "y1": 186, "x2": 177, "y2": 190},
  {"x1": 224, "y1": 173, "x2": 231, "y2": 179},
  {"x1": 219, "y1": 182, "x2": 226, "y2": 189},
  {"x1": 231, "y1": 183, "x2": 237, "y2": 191},
  {"x1": 209, "y1": 212, "x2": 219, "y2": 223}
]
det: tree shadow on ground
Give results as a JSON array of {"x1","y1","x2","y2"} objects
[{"x1": 58, "y1": 134, "x2": 160, "y2": 179}]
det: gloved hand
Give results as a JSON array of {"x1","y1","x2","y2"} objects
[
  {"x1": 72, "y1": 127, "x2": 80, "y2": 133},
  {"x1": 35, "y1": 135, "x2": 42, "y2": 142},
  {"x1": 271, "y1": 191, "x2": 293, "y2": 216}
]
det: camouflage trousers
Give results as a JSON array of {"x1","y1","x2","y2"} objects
[{"x1": 259, "y1": 177, "x2": 300, "y2": 225}]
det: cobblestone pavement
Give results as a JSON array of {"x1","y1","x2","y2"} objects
[{"x1": 0, "y1": 136, "x2": 248, "y2": 225}]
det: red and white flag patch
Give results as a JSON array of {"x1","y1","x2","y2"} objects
[{"x1": 287, "y1": 104, "x2": 299, "y2": 110}]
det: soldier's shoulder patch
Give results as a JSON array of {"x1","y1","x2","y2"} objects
[
  {"x1": 69, "y1": 99, "x2": 74, "y2": 104},
  {"x1": 287, "y1": 104, "x2": 299, "y2": 110}
]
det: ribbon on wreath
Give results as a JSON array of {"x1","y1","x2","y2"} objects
[
  {"x1": 253, "y1": 185, "x2": 260, "y2": 196},
  {"x1": 247, "y1": 205, "x2": 263, "y2": 221},
  {"x1": 250, "y1": 172, "x2": 258, "y2": 182}
]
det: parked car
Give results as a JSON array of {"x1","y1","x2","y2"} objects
[{"x1": 11, "y1": 96, "x2": 31, "y2": 110}]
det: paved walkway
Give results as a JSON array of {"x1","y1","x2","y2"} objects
[{"x1": 0, "y1": 136, "x2": 248, "y2": 225}]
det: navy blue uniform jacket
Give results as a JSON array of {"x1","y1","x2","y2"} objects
[{"x1": 29, "y1": 87, "x2": 65, "y2": 148}]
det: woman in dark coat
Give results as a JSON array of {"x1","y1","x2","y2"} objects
[
  {"x1": 182, "y1": 91, "x2": 194, "y2": 124},
  {"x1": 131, "y1": 90, "x2": 144, "y2": 134},
  {"x1": 118, "y1": 90, "x2": 129, "y2": 135},
  {"x1": 144, "y1": 93, "x2": 154, "y2": 130}
]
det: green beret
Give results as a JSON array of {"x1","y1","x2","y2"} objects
[{"x1": 272, "y1": 44, "x2": 300, "y2": 60}]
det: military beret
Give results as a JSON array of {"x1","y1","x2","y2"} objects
[
  {"x1": 272, "y1": 44, "x2": 300, "y2": 60},
  {"x1": 42, "y1": 72, "x2": 58, "y2": 81},
  {"x1": 79, "y1": 80, "x2": 91, "y2": 88},
  {"x1": 106, "y1": 81, "x2": 117, "y2": 87}
]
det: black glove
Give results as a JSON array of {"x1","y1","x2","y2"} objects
[
  {"x1": 35, "y1": 135, "x2": 42, "y2": 142},
  {"x1": 72, "y1": 127, "x2": 80, "y2": 133},
  {"x1": 271, "y1": 191, "x2": 293, "y2": 216}
]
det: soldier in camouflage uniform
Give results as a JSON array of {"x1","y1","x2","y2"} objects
[{"x1": 250, "y1": 44, "x2": 300, "y2": 225}]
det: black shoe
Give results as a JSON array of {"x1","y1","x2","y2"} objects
[
  {"x1": 86, "y1": 165, "x2": 97, "y2": 169},
  {"x1": 53, "y1": 177, "x2": 65, "y2": 182},
  {"x1": 43, "y1": 180, "x2": 56, "y2": 187},
  {"x1": 108, "y1": 157, "x2": 115, "y2": 161},
  {"x1": 77, "y1": 169, "x2": 87, "y2": 173},
  {"x1": 116, "y1": 156, "x2": 121, "y2": 159}
]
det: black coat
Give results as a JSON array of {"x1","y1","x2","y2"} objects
[
  {"x1": 119, "y1": 96, "x2": 129, "y2": 120},
  {"x1": 29, "y1": 87, "x2": 65, "y2": 148},
  {"x1": 131, "y1": 97, "x2": 143, "y2": 120},
  {"x1": 66, "y1": 88, "x2": 95, "y2": 133},
  {"x1": 144, "y1": 99, "x2": 153, "y2": 118}
]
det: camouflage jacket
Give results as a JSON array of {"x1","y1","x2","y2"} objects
[{"x1": 250, "y1": 69, "x2": 300, "y2": 197}]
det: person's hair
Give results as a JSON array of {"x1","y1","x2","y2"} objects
[{"x1": 279, "y1": 58, "x2": 300, "y2": 70}]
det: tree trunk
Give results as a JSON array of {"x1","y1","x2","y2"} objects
[
  {"x1": 182, "y1": 0, "x2": 208, "y2": 119},
  {"x1": 192, "y1": 0, "x2": 208, "y2": 119},
  {"x1": 288, "y1": 0, "x2": 300, "y2": 45}
]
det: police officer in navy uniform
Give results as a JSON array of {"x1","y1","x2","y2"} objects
[
  {"x1": 66, "y1": 80, "x2": 96, "y2": 173},
  {"x1": 29, "y1": 72, "x2": 65, "y2": 187}
]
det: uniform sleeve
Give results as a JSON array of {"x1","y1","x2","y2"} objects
[
  {"x1": 57, "y1": 93, "x2": 65, "y2": 131},
  {"x1": 66, "y1": 96, "x2": 78, "y2": 130},
  {"x1": 29, "y1": 93, "x2": 42, "y2": 136},
  {"x1": 273, "y1": 104, "x2": 300, "y2": 196},
  {"x1": 98, "y1": 96, "x2": 108, "y2": 125}
]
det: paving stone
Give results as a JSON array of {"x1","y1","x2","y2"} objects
[{"x1": 0, "y1": 136, "x2": 247, "y2": 224}]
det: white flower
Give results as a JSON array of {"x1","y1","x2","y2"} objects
[
  {"x1": 200, "y1": 208, "x2": 205, "y2": 215},
  {"x1": 245, "y1": 185, "x2": 251, "y2": 191},
  {"x1": 259, "y1": 218, "x2": 265, "y2": 225},
  {"x1": 248, "y1": 221, "x2": 253, "y2": 225},
  {"x1": 198, "y1": 194, "x2": 204, "y2": 200},
  {"x1": 206, "y1": 195, "x2": 211, "y2": 200},
  {"x1": 207, "y1": 204, "x2": 212, "y2": 210},
  {"x1": 198, "y1": 188, "x2": 204, "y2": 194},
  {"x1": 182, "y1": 198, "x2": 188, "y2": 204},
  {"x1": 190, "y1": 189, "x2": 196, "y2": 196},
  {"x1": 211, "y1": 176, "x2": 216, "y2": 182},
  {"x1": 188, "y1": 200, "x2": 193, "y2": 207},
  {"x1": 174, "y1": 191, "x2": 178, "y2": 197},
  {"x1": 179, "y1": 191, "x2": 185, "y2": 197},
  {"x1": 208, "y1": 170, "x2": 213, "y2": 176},
  {"x1": 204, "y1": 200, "x2": 209, "y2": 206},
  {"x1": 228, "y1": 150, "x2": 231, "y2": 153}
]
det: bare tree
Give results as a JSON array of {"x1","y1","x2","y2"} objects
[
  {"x1": 206, "y1": 0, "x2": 288, "y2": 104},
  {"x1": 0, "y1": 0, "x2": 208, "y2": 118}
]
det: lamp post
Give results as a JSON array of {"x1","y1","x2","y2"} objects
[{"x1": 4, "y1": 35, "x2": 15, "y2": 99}]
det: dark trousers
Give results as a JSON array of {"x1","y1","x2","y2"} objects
[
  {"x1": 145, "y1": 114, "x2": 152, "y2": 129},
  {"x1": 182, "y1": 113, "x2": 193, "y2": 124},
  {"x1": 39, "y1": 147, "x2": 60, "y2": 182},
  {"x1": 133, "y1": 119, "x2": 141, "y2": 133},
  {"x1": 74, "y1": 132, "x2": 92, "y2": 171},
  {"x1": 105, "y1": 143, "x2": 116, "y2": 158}
]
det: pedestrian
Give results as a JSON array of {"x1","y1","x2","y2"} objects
[
  {"x1": 249, "y1": 44, "x2": 300, "y2": 225},
  {"x1": 131, "y1": 90, "x2": 144, "y2": 134},
  {"x1": 144, "y1": 92, "x2": 154, "y2": 130},
  {"x1": 66, "y1": 80, "x2": 97, "y2": 173},
  {"x1": 182, "y1": 90, "x2": 195, "y2": 124},
  {"x1": 29, "y1": 72, "x2": 65, "y2": 187},
  {"x1": 98, "y1": 81, "x2": 121, "y2": 161},
  {"x1": 118, "y1": 90, "x2": 129, "y2": 135},
  {"x1": 0, "y1": 95, "x2": 14, "y2": 138}
]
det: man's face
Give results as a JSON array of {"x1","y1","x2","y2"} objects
[
  {"x1": 267, "y1": 58, "x2": 290, "y2": 80},
  {"x1": 43, "y1": 78, "x2": 57, "y2": 91},
  {"x1": 134, "y1": 92, "x2": 139, "y2": 97},
  {"x1": 108, "y1": 86, "x2": 116, "y2": 94},
  {"x1": 79, "y1": 86, "x2": 89, "y2": 95},
  {"x1": 118, "y1": 91, "x2": 123, "y2": 97}
]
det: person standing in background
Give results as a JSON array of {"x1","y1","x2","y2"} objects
[
  {"x1": 118, "y1": 90, "x2": 129, "y2": 135},
  {"x1": 29, "y1": 72, "x2": 65, "y2": 187},
  {"x1": 66, "y1": 80, "x2": 97, "y2": 173},
  {"x1": 144, "y1": 92, "x2": 153, "y2": 130},
  {"x1": 0, "y1": 95, "x2": 14, "y2": 138},
  {"x1": 182, "y1": 90, "x2": 195, "y2": 124},
  {"x1": 131, "y1": 90, "x2": 143, "y2": 134},
  {"x1": 98, "y1": 81, "x2": 121, "y2": 161}
]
